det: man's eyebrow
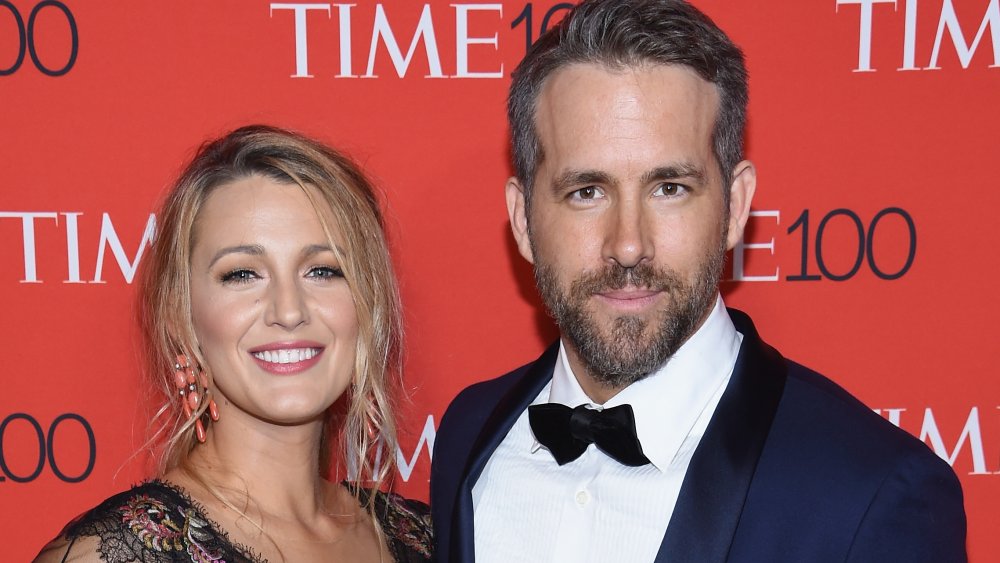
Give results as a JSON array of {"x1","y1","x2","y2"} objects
[
  {"x1": 641, "y1": 164, "x2": 706, "y2": 185},
  {"x1": 548, "y1": 164, "x2": 707, "y2": 195},
  {"x1": 550, "y1": 169, "x2": 616, "y2": 194},
  {"x1": 208, "y1": 244, "x2": 264, "y2": 268}
]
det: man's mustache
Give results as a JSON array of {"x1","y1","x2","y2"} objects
[{"x1": 570, "y1": 262, "x2": 683, "y2": 296}]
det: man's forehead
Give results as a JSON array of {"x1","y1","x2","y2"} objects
[
  {"x1": 534, "y1": 62, "x2": 719, "y2": 138},
  {"x1": 531, "y1": 62, "x2": 720, "y2": 175},
  {"x1": 539, "y1": 61, "x2": 717, "y2": 105}
]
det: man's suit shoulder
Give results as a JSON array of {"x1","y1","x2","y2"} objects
[
  {"x1": 779, "y1": 359, "x2": 943, "y2": 468},
  {"x1": 735, "y1": 358, "x2": 966, "y2": 562},
  {"x1": 437, "y1": 360, "x2": 533, "y2": 443},
  {"x1": 431, "y1": 357, "x2": 543, "y2": 558}
]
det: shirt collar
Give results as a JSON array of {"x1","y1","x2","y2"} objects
[{"x1": 542, "y1": 295, "x2": 742, "y2": 471}]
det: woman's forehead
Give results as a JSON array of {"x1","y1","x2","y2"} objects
[{"x1": 191, "y1": 177, "x2": 343, "y2": 255}]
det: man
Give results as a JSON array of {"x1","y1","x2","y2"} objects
[{"x1": 431, "y1": 0, "x2": 967, "y2": 561}]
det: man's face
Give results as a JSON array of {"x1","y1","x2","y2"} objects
[{"x1": 506, "y1": 63, "x2": 755, "y2": 395}]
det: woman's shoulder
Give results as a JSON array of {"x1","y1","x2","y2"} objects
[
  {"x1": 345, "y1": 483, "x2": 433, "y2": 563},
  {"x1": 34, "y1": 480, "x2": 260, "y2": 563},
  {"x1": 34, "y1": 534, "x2": 102, "y2": 563}
]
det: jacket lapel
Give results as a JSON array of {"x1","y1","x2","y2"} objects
[
  {"x1": 449, "y1": 343, "x2": 560, "y2": 561},
  {"x1": 655, "y1": 308, "x2": 787, "y2": 563}
]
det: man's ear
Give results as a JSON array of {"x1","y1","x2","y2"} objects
[
  {"x1": 505, "y1": 177, "x2": 534, "y2": 264},
  {"x1": 725, "y1": 160, "x2": 757, "y2": 251}
]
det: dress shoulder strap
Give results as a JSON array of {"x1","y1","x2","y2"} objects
[{"x1": 345, "y1": 482, "x2": 433, "y2": 563}]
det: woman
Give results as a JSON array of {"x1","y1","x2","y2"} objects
[{"x1": 35, "y1": 125, "x2": 432, "y2": 562}]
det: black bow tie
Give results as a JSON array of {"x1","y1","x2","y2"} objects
[{"x1": 528, "y1": 403, "x2": 650, "y2": 467}]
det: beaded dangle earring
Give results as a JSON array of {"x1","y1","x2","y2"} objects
[{"x1": 173, "y1": 354, "x2": 220, "y2": 443}]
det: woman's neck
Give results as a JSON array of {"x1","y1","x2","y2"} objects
[
  {"x1": 161, "y1": 408, "x2": 388, "y2": 561},
  {"x1": 178, "y1": 408, "x2": 334, "y2": 523}
]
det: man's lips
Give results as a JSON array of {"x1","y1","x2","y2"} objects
[
  {"x1": 247, "y1": 341, "x2": 324, "y2": 375},
  {"x1": 596, "y1": 288, "x2": 661, "y2": 300},
  {"x1": 593, "y1": 288, "x2": 664, "y2": 311}
]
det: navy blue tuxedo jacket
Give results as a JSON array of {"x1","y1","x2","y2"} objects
[{"x1": 431, "y1": 309, "x2": 967, "y2": 562}]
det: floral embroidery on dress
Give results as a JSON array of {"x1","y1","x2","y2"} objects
[
  {"x1": 119, "y1": 494, "x2": 183, "y2": 552},
  {"x1": 59, "y1": 480, "x2": 432, "y2": 562},
  {"x1": 64, "y1": 481, "x2": 259, "y2": 563},
  {"x1": 119, "y1": 493, "x2": 224, "y2": 561},
  {"x1": 348, "y1": 483, "x2": 434, "y2": 562}
]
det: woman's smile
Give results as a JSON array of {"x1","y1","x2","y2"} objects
[{"x1": 248, "y1": 341, "x2": 325, "y2": 374}]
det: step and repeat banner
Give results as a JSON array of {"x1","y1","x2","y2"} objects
[{"x1": 1, "y1": 0, "x2": 997, "y2": 559}]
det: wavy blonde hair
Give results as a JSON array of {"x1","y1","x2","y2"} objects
[{"x1": 139, "y1": 125, "x2": 402, "y2": 495}]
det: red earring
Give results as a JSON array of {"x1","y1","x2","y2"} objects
[{"x1": 173, "y1": 355, "x2": 220, "y2": 443}]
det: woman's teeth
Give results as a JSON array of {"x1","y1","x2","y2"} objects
[{"x1": 252, "y1": 348, "x2": 319, "y2": 364}]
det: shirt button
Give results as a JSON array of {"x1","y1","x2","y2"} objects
[{"x1": 575, "y1": 490, "x2": 590, "y2": 506}]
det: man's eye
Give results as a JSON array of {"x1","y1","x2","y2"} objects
[
  {"x1": 220, "y1": 269, "x2": 257, "y2": 284},
  {"x1": 571, "y1": 186, "x2": 604, "y2": 201},
  {"x1": 653, "y1": 183, "x2": 687, "y2": 197},
  {"x1": 308, "y1": 266, "x2": 344, "y2": 279}
]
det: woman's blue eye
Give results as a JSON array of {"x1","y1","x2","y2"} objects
[
  {"x1": 309, "y1": 266, "x2": 344, "y2": 279},
  {"x1": 220, "y1": 269, "x2": 257, "y2": 284}
]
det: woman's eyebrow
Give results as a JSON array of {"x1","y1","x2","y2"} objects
[{"x1": 208, "y1": 244, "x2": 264, "y2": 268}]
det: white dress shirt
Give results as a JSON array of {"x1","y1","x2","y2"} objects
[{"x1": 472, "y1": 296, "x2": 742, "y2": 562}]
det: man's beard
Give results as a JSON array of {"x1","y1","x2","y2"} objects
[{"x1": 534, "y1": 243, "x2": 725, "y2": 390}]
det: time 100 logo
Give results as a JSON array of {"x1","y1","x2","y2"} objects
[
  {"x1": 732, "y1": 207, "x2": 917, "y2": 282},
  {"x1": 0, "y1": 0, "x2": 77, "y2": 76},
  {"x1": 0, "y1": 413, "x2": 95, "y2": 483}
]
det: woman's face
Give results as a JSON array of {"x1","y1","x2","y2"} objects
[{"x1": 188, "y1": 175, "x2": 359, "y2": 426}]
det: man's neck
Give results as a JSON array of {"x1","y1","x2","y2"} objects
[{"x1": 561, "y1": 299, "x2": 720, "y2": 404}]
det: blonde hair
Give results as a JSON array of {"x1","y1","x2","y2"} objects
[{"x1": 139, "y1": 125, "x2": 402, "y2": 494}]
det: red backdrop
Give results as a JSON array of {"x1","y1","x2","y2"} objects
[{"x1": 1, "y1": 1, "x2": 997, "y2": 560}]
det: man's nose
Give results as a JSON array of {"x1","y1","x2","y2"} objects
[{"x1": 603, "y1": 198, "x2": 653, "y2": 269}]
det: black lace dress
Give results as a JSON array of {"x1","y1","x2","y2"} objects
[{"x1": 50, "y1": 480, "x2": 432, "y2": 562}]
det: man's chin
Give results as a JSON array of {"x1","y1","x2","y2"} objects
[
  {"x1": 573, "y1": 324, "x2": 661, "y2": 358},
  {"x1": 585, "y1": 308, "x2": 659, "y2": 335}
]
